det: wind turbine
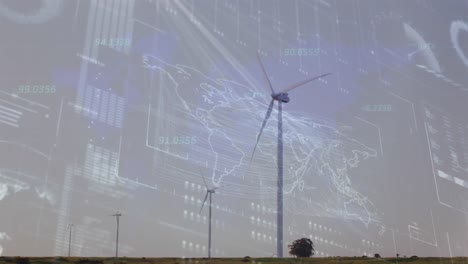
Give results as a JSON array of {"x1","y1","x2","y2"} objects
[
  {"x1": 250, "y1": 53, "x2": 331, "y2": 257},
  {"x1": 67, "y1": 223, "x2": 73, "y2": 257},
  {"x1": 199, "y1": 167, "x2": 218, "y2": 258},
  {"x1": 110, "y1": 211, "x2": 122, "y2": 257}
]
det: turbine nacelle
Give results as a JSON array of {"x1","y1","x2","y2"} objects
[{"x1": 272, "y1": 93, "x2": 290, "y2": 103}]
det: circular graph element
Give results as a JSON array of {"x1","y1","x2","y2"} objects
[
  {"x1": 450, "y1": 20, "x2": 468, "y2": 67},
  {"x1": 404, "y1": 23, "x2": 441, "y2": 73}
]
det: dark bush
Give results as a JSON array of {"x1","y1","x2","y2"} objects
[
  {"x1": 374, "y1": 253, "x2": 381, "y2": 258},
  {"x1": 410, "y1": 255, "x2": 419, "y2": 260},
  {"x1": 288, "y1": 237, "x2": 315, "y2": 257},
  {"x1": 242, "y1": 256, "x2": 251, "y2": 262}
]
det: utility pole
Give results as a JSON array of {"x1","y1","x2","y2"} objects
[
  {"x1": 111, "y1": 212, "x2": 122, "y2": 257},
  {"x1": 67, "y1": 223, "x2": 73, "y2": 257}
]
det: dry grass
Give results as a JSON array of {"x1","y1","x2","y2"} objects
[{"x1": 0, "y1": 256, "x2": 467, "y2": 264}]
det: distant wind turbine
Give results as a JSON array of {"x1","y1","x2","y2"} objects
[
  {"x1": 250, "y1": 52, "x2": 331, "y2": 257},
  {"x1": 110, "y1": 211, "x2": 122, "y2": 257},
  {"x1": 198, "y1": 167, "x2": 218, "y2": 258}
]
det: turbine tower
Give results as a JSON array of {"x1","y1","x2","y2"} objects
[
  {"x1": 111, "y1": 211, "x2": 122, "y2": 257},
  {"x1": 251, "y1": 52, "x2": 331, "y2": 257},
  {"x1": 199, "y1": 167, "x2": 218, "y2": 258},
  {"x1": 67, "y1": 223, "x2": 73, "y2": 257}
]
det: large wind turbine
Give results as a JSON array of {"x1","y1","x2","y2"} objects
[
  {"x1": 251, "y1": 53, "x2": 331, "y2": 257},
  {"x1": 199, "y1": 168, "x2": 218, "y2": 258}
]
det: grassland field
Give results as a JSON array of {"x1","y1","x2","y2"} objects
[{"x1": 1, "y1": 256, "x2": 467, "y2": 264}]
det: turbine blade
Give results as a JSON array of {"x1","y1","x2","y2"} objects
[
  {"x1": 200, "y1": 192, "x2": 209, "y2": 213},
  {"x1": 257, "y1": 52, "x2": 275, "y2": 94},
  {"x1": 250, "y1": 99, "x2": 275, "y2": 163},
  {"x1": 198, "y1": 166, "x2": 209, "y2": 188},
  {"x1": 279, "y1": 73, "x2": 332, "y2": 94}
]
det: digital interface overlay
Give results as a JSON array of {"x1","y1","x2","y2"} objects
[{"x1": 0, "y1": 0, "x2": 468, "y2": 258}]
